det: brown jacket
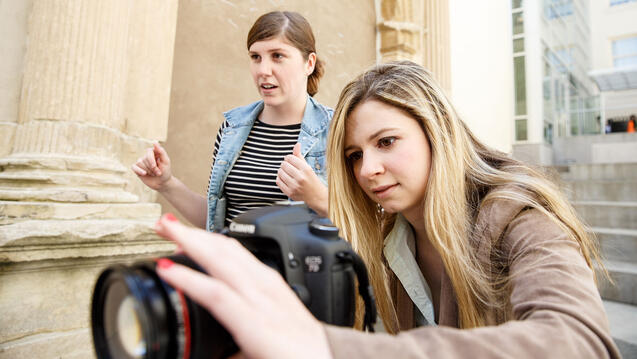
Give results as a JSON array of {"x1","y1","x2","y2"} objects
[{"x1": 324, "y1": 195, "x2": 621, "y2": 358}]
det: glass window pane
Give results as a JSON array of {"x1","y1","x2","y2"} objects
[
  {"x1": 543, "y1": 122, "x2": 553, "y2": 144},
  {"x1": 512, "y1": 12, "x2": 524, "y2": 35},
  {"x1": 516, "y1": 119, "x2": 528, "y2": 141},
  {"x1": 611, "y1": 0, "x2": 637, "y2": 6},
  {"x1": 512, "y1": 0, "x2": 523, "y2": 9},
  {"x1": 614, "y1": 56, "x2": 637, "y2": 68},
  {"x1": 612, "y1": 37, "x2": 637, "y2": 57},
  {"x1": 514, "y1": 56, "x2": 527, "y2": 116},
  {"x1": 513, "y1": 38, "x2": 525, "y2": 53}
]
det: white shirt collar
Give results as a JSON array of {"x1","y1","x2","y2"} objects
[{"x1": 383, "y1": 214, "x2": 437, "y2": 326}]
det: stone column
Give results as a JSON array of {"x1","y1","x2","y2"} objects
[
  {"x1": 376, "y1": 0, "x2": 450, "y2": 92},
  {"x1": 378, "y1": 0, "x2": 424, "y2": 63},
  {"x1": 0, "y1": 1, "x2": 178, "y2": 357},
  {"x1": 422, "y1": 0, "x2": 451, "y2": 92}
]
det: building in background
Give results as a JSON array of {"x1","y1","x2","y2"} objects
[
  {"x1": 511, "y1": 0, "x2": 637, "y2": 165},
  {"x1": 589, "y1": 0, "x2": 637, "y2": 134},
  {"x1": 511, "y1": 0, "x2": 597, "y2": 164}
]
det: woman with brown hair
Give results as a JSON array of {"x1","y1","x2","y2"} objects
[
  {"x1": 152, "y1": 61, "x2": 620, "y2": 358},
  {"x1": 132, "y1": 11, "x2": 332, "y2": 231}
]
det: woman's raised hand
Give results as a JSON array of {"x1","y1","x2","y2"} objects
[
  {"x1": 131, "y1": 143, "x2": 173, "y2": 191},
  {"x1": 154, "y1": 214, "x2": 332, "y2": 359},
  {"x1": 277, "y1": 143, "x2": 328, "y2": 217}
]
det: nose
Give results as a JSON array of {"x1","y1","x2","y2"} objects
[
  {"x1": 256, "y1": 59, "x2": 272, "y2": 77},
  {"x1": 358, "y1": 151, "x2": 384, "y2": 179}
]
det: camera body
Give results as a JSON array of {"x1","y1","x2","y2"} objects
[
  {"x1": 91, "y1": 204, "x2": 358, "y2": 359},
  {"x1": 227, "y1": 203, "x2": 356, "y2": 326}
]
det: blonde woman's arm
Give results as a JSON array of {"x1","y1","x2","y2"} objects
[{"x1": 322, "y1": 208, "x2": 620, "y2": 358}]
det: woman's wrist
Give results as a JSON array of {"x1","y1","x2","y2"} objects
[{"x1": 157, "y1": 175, "x2": 179, "y2": 195}]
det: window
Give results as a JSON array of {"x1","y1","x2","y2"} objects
[
  {"x1": 544, "y1": 121, "x2": 553, "y2": 144},
  {"x1": 514, "y1": 56, "x2": 527, "y2": 116},
  {"x1": 545, "y1": 0, "x2": 573, "y2": 19},
  {"x1": 611, "y1": 0, "x2": 637, "y2": 6},
  {"x1": 612, "y1": 36, "x2": 637, "y2": 68},
  {"x1": 512, "y1": 0, "x2": 524, "y2": 9},
  {"x1": 513, "y1": 38, "x2": 525, "y2": 53},
  {"x1": 515, "y1": 119, "x2": 528, "y2": 141},
  {"x1": 512, "y1": 12, "x2": 524, "y2": 35}
]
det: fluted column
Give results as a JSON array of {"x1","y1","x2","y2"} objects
[
  {"x1": 423, "y1": 0, "x2": 451, "y2": 92},
  {"x1": 376, "y1": 0, "x2": 450, "y2": 92},
  {"x1": 0, "y1": 1, "x2": 178, "y2": 357},
  {"x1": 378, "y1": 0, "x2": 424, "y2": 63}
]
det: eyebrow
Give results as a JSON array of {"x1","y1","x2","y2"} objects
[
  {"x1": 344, "y1": 127, "x2": 398, "y2": 152},
  {"x1": 249, "y1": 48, "x2": 289, "y2": 54}
]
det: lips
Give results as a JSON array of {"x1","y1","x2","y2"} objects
[
  {"x1": 260, "y1": 83, "x2": 278, "y2": 90},
  {"x1": 372, "y1": 184, "x2": 398, "y2": 198}
]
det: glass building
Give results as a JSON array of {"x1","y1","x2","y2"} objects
[{"x1": 511, "y1": 0, "x2": 598, "y2": 164}]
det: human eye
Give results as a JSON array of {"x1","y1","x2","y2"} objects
[
  {"x1": 378, "y1": 136, "x2": 396, "y2": 148},
  {"x1": 346, "y1": 151, "x2": 362, "y2": 163},
  {"x1": 273, "y1": 52, "x2": 285, "y2": 60},
  {"x1": 250, "y1": 53, "x2": 260, "y2": 61}
]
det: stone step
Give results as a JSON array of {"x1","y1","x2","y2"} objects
[
  {"x1": 0, "y1": 170, "x2": 128, "y2": 188},
  {"x1": 594, "y1": 227, "x2": 637, "y2": 263},
  {"x1": 563, "y1": 180, "x2": 637, "y2": 202},
  {"x1": 598, "y1": 260, "x2": 637, "y2": 306},
  {"x1": 0, "y1": 219, "x2": 175, "y2": 263},
  {"x1": 0, "y1": 187, "x2": 138, "y2": 203},
  {"x1": 560, "y1": 162, "x2": 637, "y2": 181},
  {"x1": 574, "y1": 201, "x2": 637, "y2": 230},
  {"x1": 0, "y1": 201, "x2": 161, "y2": 225},
  {"x1": 603, "y1": 300, "x2": 637, "y2": 358}
]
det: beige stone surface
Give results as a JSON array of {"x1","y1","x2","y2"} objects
[
  {"x1": 124, "y1": 0, "x2": 179, "y2": 140},
  {"x1": 0, "y1": 1, "x2": 179, "y2": 356},
  {"x1": 0, "y1": 0, "x2": 30, "y2": 127},
  {"x1": 0, "y1": 123, "x2": 16, "y2": 158},
  {"x1": 0, "y1": 202, "x2": 160, "y2": 225},
  {"x1": 160, "y1": 0, "x2": 377, "y2": 223},
  {"x1": 0, "y1": 329, "x2": 94, "y2": 359}
]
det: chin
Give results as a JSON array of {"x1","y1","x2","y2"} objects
[{"x1": 262, "y1": 97, "x2": 284, "y2": 107}]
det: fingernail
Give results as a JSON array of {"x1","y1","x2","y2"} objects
[
  {"x1": 165, "y1": 213, "x2": 178, "y2": 222},
  {"x1": 157, "y1": 258, "x2": 174, "y2": 269}
]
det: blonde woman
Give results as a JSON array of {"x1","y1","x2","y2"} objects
[{"x1": 153, "y1": 61, "x2": 620, "y2": 358}]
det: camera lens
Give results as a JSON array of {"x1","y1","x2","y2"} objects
[
  {"x1": 91, "y1": 255, "x2": 238, "y2": 359},
  {"x1": 102, "y1": 280, "x2": 148, "y2": 358}
]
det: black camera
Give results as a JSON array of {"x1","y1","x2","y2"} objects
[{"x1": 90, "y1": 204, "x2": 376, "y2": 359}]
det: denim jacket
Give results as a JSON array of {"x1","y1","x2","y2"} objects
[{"x1": 206, "y1": 95, "x2": 333, "y2": 231}]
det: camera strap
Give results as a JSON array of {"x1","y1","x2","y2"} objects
[{"x1": 337, "y1": 251, "x2": 377, "y2": 332}]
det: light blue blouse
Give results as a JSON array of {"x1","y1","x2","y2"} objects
[{"x1": 383, "y1": 214, "x2": 437, "y2": 326}]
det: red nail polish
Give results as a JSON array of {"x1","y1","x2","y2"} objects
[
  {"x1": 157, "y1": 258, "x2": 174, "y2": 269},
  {"x1": 165, "y1": 213, "x2": 178, "y2": 222}
]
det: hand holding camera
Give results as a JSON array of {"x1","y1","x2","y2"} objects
[
  {"x1": 153, "y1": 214, "x2": 332, "y2": 359},
  {"x1": 91, "y1": 205, "x2": 375, "y2": 359}
]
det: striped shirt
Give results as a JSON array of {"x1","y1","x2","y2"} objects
[{"x1": 209, "y1": 119, "x2": 301, "y2": 226}]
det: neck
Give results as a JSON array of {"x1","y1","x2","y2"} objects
[
  {"x1": 260, "y1": 93, "x2": 307, "y2": 126},
  {"x1": 402, "y1": 209, "x2": 441, "y2": 264}
]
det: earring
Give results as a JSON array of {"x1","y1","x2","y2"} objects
[{"x1": 376, "y1": 203, "x2": 385, "y2": 215}]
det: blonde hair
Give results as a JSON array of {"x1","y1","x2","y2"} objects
[{"x1": 327, "y1": 61, "x2": 606, "y2": 332}]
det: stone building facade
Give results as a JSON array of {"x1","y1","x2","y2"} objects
[{"x1": 0, "y1": 0, "x2": 449, "y2": 357}]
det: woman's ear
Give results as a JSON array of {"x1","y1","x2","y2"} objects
[{"x1": 306, "y1": 52, "x2": 317, "y2": 76}]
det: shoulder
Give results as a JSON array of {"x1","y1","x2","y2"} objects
[
  {"x1": 222, "y1": 100, "x2": 264, "y2": 126},
  {"x1": 302, "y1": 96, "x2": 333, "y2": 136},
  {"x1": 474, "y1": 184, "x2": 569, "y2": 260}
]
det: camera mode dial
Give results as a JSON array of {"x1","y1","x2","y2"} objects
[{"x1": 309, "y1": 218, "x2": 339, "y2": 239}]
